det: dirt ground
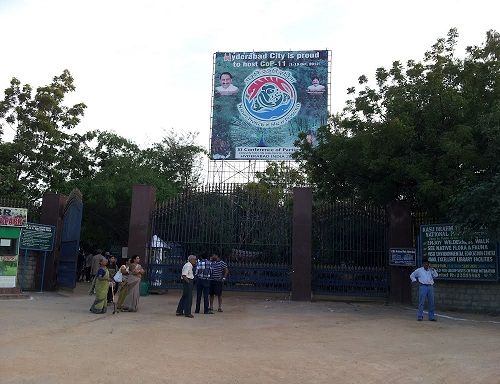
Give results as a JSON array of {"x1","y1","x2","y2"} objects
[{"x1": 1, "y1": 284, "x2": 499, "y2": 384}]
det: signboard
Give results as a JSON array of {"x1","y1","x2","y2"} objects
[
  {"x1": 0, "y1": 207, "x2": 28, "y2": 227},
  {"x1": 389, "y1": 248, "x2": 416, "y2": 266},
  {"x1": 0, "y1": 226, "x2": 21, "y2": 288},
  {"x1": 20, "y1": 223, "x2": 55, "y2": 252},
  {"x1": 211, "y1": 50, "x2": 329, "y2": 160},
  {"x1": 420, "y1": 224, "x2": 498, "y2": 281}
]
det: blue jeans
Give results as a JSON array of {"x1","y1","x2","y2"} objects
[
  {"x1": 418, "y1": 284, "x2": 435, "y2": 320},
  {"x1": 195, "y1": 278, "x2": 211, "y2": 313}
]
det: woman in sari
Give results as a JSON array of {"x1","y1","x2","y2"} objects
[
  {"x1": 90, "y1": 257, "x2": 110, "y2": 314},
  {"x1": 121, "y1": 255, "x2": 145, "y2": 312},
  {"x1": 116, "y1": 258, "x2": 131, "y2": 311}
]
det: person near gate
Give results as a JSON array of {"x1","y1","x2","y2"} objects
[
  {"x1": 195, "y1": 254, "x2": 214, "y2": 314},
  {"x1": 176, "y1": 255, "x2": 197, "y2": 318},
  {"x1": 410, "y1": 258, "x2": 438, "y2": 321},
  {"x1": 209, "y1": 254, "x2": 229, "y2": 312}
]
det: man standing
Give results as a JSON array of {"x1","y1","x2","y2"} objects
[
  {"x1": 90, "y1": 250, "x2": 104, "y2": 281},
  {"x1": 410, "y1": 258, "x2": 438, "y2": 321},
  {"x1": 176, "y1": 255, "x2": 197, "y2": 318},
  {"x1": 209, "y1": 254, "x2": 229, "y2": 312},
  {"x1": 195, "y1": 254, "x2": 213, "y2": 314}
]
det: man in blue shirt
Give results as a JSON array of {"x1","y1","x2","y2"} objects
[
  {"x1": 195, "y1": 254, "x2": 214, "y2": 314},
  {"x1": 410, "y1": 259, "x2": 439, "y2": 321}
]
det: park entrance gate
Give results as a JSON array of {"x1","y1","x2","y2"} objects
[
  {"x1": 147, "y1": 187, "x2": 389, "y2": 297},
  {"x1": 148, "y1": 184, "x2": 292, "y2": 292}
]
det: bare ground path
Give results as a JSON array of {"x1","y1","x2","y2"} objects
[{"x1": 1, "y1": 283, "x2": 499, "y2": 384}]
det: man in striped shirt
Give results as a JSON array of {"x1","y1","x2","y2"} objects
[
  {"x1": 209, "y1": 254, "x2": 229, "y2": 312},
  {"x1": 195, "y1": 254, "x2": 214, "y2": 314}
]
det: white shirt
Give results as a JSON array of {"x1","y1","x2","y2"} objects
[
  {"x1": 181, "y1": 262, "x2": 194, "y2": 280},
  {"x1": 216, "y1": 84, "x2": 238, "y2": 95},
  {"x1": 410, "y1": 267, "x2": 438, "y2": 285}
]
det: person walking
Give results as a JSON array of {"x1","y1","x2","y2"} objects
[
  {"x1": 410, "y1": 258, "x2": 438, "y2": 321},
  {"x1": 176, "y1": 255, "x2": 197, "y2": 318},
  {"x1": 121, "y1": 255, "x2": 144, "y2": 312},
  {"x1": 85, "y1": 251, "x2": 93, "y2": 282},
  {"x1": 195, "y1": 254, "x2": 213, "y2": 314},
  {"x1": 89, "y1": 257, "x2": 110, "y2": 314},
  {"x1": 209, "y1": 254, "x2": 229, "y2": 313}
]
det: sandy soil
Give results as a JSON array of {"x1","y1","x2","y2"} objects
[{"x1": 1, "y1": 283, "x2": 499, "y2": 384}]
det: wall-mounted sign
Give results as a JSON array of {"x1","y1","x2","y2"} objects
[{"x1": 389, "y1": 248, "x2": 416, "y2": 266}]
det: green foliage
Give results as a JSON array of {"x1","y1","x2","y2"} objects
[
  {"x1": 294, "y1": 29, "x2": 500, "y2": 236},
  {"x1": 0, "y1": 70, "x2": 87, "y2": 200},
  {"x1": 0, "y1": 72, "x2": 205, "y2": 249}
]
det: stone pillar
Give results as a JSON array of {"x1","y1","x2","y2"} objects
[
  {"x1": 387, "y1": 201, "x2": 413, "y2": 304},
  {"x1": 40, "y1": 192, "x2": 67, "y2": 290},
  {"x1": 127, "y1": 185, "x2": 156, "y2": 267},
  {"x1": 291, "y1": 187, "x2": 312, "y2": 301}
]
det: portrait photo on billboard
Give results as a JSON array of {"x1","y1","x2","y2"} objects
[{"x1": 210, "y1": 50, "x2": 329, "y2": 160}]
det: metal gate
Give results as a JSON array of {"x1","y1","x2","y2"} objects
[
  {"x1": 147, "y1": 184, "x2": 292, "y2": 292},
  {"x1": 57, "y1": 190, "x2": 83, "y2": 288},
  {"x1": 312, "y1": 199, "x2": 389, "y2": 297}
]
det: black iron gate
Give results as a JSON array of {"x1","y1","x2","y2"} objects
[
  {"x1": 312, "y1": 199, "x2": 389, "y2": 297},
  {"x1": 57, "y1": 190, "x2": 83, "y2": 289},
  {"x1": 148, "y1": 184, "x2": 292, "y2": 292}
]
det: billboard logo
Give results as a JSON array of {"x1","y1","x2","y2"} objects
[{"x1": 237, "y1": 67, "x2": 301, "y2": 128}]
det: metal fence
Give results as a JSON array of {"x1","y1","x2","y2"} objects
[
  {"x1": 312, "y1": 199, "x2": 389, "y2": 297},
  {"x1": 147, "y1": 184, "x2": 292, "y2": 292}
]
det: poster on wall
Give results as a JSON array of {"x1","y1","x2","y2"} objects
[
  {"x1": 420, "y1": 224, "x2": 499, "y2": 281},
  {"x1": 210, "y1": 50, "x2": 330, "y2": 160}
]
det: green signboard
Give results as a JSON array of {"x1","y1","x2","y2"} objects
[
  {"x1": 20, "y1": 223, "x2": 55, "y2": 252},
  {"x1": 420, "y1": 224, "x2": 498, "y2": 281}
]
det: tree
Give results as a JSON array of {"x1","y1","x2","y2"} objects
[
  {"x1": 63, "y1": 130, "x2": 205, "y2": 249},
  {"x1": 294, "y1": 29, "x2": 500, "y2": 236},
  {"x1": 0, "y1": 70, "x2": 88, "y2": 200}
]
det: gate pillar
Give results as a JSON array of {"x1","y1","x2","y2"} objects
[
  {"x1": 40, "y1": 192, "x2": 68, "y2": 290},
  {"x1": 291, "y1": 187, "x2": 312, "y2": 301},
  {"x1": 387, "y1": 201, "x2": 412, "y2": 304},
  {"x1": 127, "y1": 185, "x2": 156, "y2": 267}
]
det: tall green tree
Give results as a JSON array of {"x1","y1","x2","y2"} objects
[
  {"x1": 0, "y1": 70, "x2": 88, "y2": 200},
  {"x1": 294, "y1": 29, "x2": 500, "y2": 236}
]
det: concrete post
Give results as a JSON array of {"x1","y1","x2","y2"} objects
[
  {"x1": 291, "y1": 187, "x2": 312, "y2": 301},
  {"x1": 40, "y1": 192, "x2": 68, "y2": 290},
  {"x1": 387, "y1": 200, "x2": 413, "y2": 304},
  {"x1": 127, "y1": 185, "x2": 156, "y2": 267}
]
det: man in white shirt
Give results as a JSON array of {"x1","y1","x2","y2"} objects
[
  {"x1": 410, "y1": 259, "x2": 438, "y2": 321},
  {"x1": 306, "y1": 77, "x2": 325, "y2": 94},
  {"x1": 176, "y1": 255, "x2": 197, "y2": 318}
]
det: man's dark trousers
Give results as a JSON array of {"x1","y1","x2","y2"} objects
[
  {"x1": 177, "y1": 279, "x2": 194, "y2": 315},
  {"x1": 195, "y1": 278, "x2": 211, "y2": 313}
]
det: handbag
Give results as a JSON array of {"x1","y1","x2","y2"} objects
[{"x1": 113, "y1": 270, "x2": 123, "y2": 283}]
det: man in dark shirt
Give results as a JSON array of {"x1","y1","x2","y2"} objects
[{"x1": 209, "y1": 254, "x2": 229, "y2": 312}]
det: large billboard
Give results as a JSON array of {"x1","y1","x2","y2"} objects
[{"x1": 211, "y1": 50, "x2": 329, "y2": 160}]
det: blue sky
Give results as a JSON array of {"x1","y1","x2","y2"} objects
[{"x1": 0, "y1": 0, "x2": 499, "y2": 150}]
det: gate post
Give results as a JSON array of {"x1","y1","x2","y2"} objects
[
  {"x1": 127, "y1": 185, "x2": 156, "y2": 267},
  {"x1": 40, "y1": 192, "x2": 68, "y2": 290},
  {"x1": 387, "y1": 201, "x2": 413, "y2": 304},
  {"x1": 291, "y1": 187, "x2": 312, "y2": 301}
]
